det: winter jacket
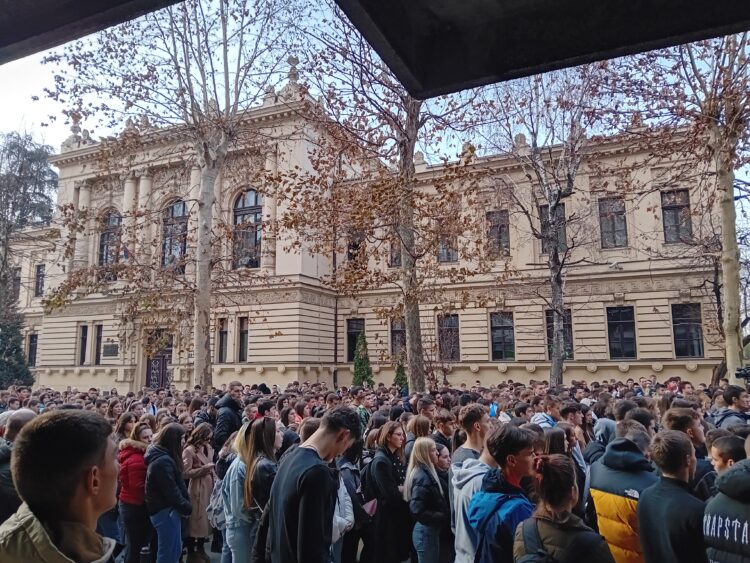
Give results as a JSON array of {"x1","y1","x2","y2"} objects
[
  {"x1": 530, "y1": 412, "x2": 557, "y2": 429},
  {"x1": 703, "y1": 458, "x2": 750, "y2": 562},
  {"x1": 0, "y1": 441, "x2": 21, "y2": 525},
  {"x1": 451, "y1": 457, "x2": 492, "y2": 563},
  {"x1": 367, "y1": 447, "x2": 411, "y2": 563},
  {"x1": 182, "y1": 443, "x2": 215, "y2": 538},
  {"x1": 213, "y1": 395, "x2": 242, "y2": 450},
  {"x1": 117, "y1": 439, "x2": 148, "y2": 505},
  {"x1": 193, "y1": 409, "x2": 216, "y2": 429},
  {"x1": 332, "y1": 476, "x2": 354, "y2": 543},
  {"x1": 0, "y1": 502, "x2": 117, "y2": 563},
  {"x1": 431, "y1": 431, "x2": 452, "y2": 454},
  {"x1": 588, "y1": 437, "x2": 658, "y2": 563},
  {"x1": 405, "y1": 432, "x2": 417, "y2": 461},
  {"x1": 513, "y1": 508, "x2": 615, "y2": 563},
  {"x1": 713, "y1": 408, "x2": 750, "y2": 430},
  {"x1": 144, "y1": 445, "x2": 192, "y2": 516},
  {"x1": 338, "y1": 459, "x2": 370, "y2": 529},
  {"x1": 467, "y1": 468, "x2": 533, "y2": 563},
  {"x1": 408, "y1": 466, "x2": 449, "y2": 527},
  {"x1": 636, "y1": 476, "x2": 708, "y2": 563}
]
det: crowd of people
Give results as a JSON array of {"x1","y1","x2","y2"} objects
[{"x1": 1, "y1": 373, "x2": 750, "y2": 563}]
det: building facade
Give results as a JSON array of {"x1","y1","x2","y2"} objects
[{"x1": 11, "y1": 94, "x2": 724, "y2": 392}]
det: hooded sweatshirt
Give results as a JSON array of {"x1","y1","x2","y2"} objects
[
  {"x1": 703, "y1": 458, "x2": 750, "y2": 562},
  {"x1": 467, "y1": 468, "x2": 533, "y2": 563},
  {"x1": 713, "y1": 408, "x2": 750, "y2": 430},
  {"x1": 451, "y1": 457, "x2": 492, "y2": 563}
]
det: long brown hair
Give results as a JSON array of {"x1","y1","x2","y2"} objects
[
  {"x1": 154, "y1": 423, "x2": 186, "y2": 469},
  {"x1": 186, "y1": 422, "x2": 212, "y2": 449},
  {"x1": 377, "y1": 421, "x2": 406, "y2": 464},
  {"x1": 234, "y1": 417, "x2": 278, "y2": 509}
]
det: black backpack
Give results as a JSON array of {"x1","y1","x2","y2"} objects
[{"x1": 517, "y1": 518, "x2": 604, "y2": 563}]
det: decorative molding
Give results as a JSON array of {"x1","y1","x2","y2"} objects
[{"x1": 586, "y1": 363, "x2": 598, "y2": 373}]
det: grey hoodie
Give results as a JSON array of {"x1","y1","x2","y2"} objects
[{"x1": 451, "y1": 457, "x2": 492, "y2": 563}]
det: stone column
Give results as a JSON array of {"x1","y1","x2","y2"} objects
[
  {"x1": 73, "y1": 182, "x2": 91, "y2": 268},
  {"x1": 136, "y1": 172, "x2": 153, "y2": 262},
  {"x1": 122, "y1": 174, "x2": 138, "y2": 259},
  {"x1": 261, "y1": 147, "x2": 278, "y2": 274}
]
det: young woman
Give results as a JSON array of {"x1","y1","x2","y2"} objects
[
  {"x1": 338, "y1": 440, "x2": 369, "y2": 563},
  {"x1": 513, "y1": 454, "x2": 614, "y2": 563},
  {"x1": 119, "y1": 422, "x2": 154, "y2": 563},
  {"x1": 405, "y1": 415, "x2": 432, "y2": 460},
  {"x1": 105, "y1": 398, "x2": 123, "y2": 421},
  {"x1": 221, "y1": 417, "x2": 283, "y2": 562},
  {"x1": 113, "y1": 412, "x2": 137, "y2": 444},
  {"x1": 145, "y1": 423, "x2": 192, "y2": 563},
  {"x1": 178, "y1": 411, "x2": 194, "y2": 434},
  {"x1": 405, "y1": 438, "x2": 449, "y2": 563},
  {"x1": 182, "y1": 422, "x2": 216, "y2": 559},
  {"x1": 434, "y1": 443, "x2": 454, "y2": 563},
  {"x1": 366, "y1": 421, "x2": 411, "y2": 563}
]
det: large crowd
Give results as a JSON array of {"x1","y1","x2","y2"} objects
[{"x1": 0, "y1": 374, "x2": 749, "y2": 563}]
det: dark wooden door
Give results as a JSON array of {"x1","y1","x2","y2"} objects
[{"x1": 146, "y1": 333, "x2": 173, "y2": 389}]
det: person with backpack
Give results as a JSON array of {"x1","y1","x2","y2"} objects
[
  {"x1": 338, "y1": 440, "x2": 369, "y2": 563},
  {"x1": 405, "y1": 437, "x2": 450, "y2": 563},
  {"x1": 514, "y1": 454, "x2": 614, "y2": 563},
  {"x1": 467, "y1": 425, "x2": 537, "y2": 563}
]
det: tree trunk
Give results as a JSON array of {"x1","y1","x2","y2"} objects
[
  {"x1": 711, "y1": 124, "x2": 744, "y2": 379},
  {"x1": 193, "y1": 165, "x2": 218, "y2": 389},
  {"x1": 549, "y1": 256, "x2": 565, "y2": 387},
  {"x1": 399, "y1": 97, "x2": 426, "y2": 393}
]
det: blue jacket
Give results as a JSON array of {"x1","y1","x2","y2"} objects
[{"x1": 467, "y1": 469, "x2": 533, "y2": 563}]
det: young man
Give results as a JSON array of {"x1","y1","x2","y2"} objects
[
  {"x1": 432, "y1": 409, "x2": 456, "y2": 453},
  {"x1": 253, "y1": 407, "x2": 360, "y2": 563},
  {"x1": 450, "y1": 404, "x2": 490, "y2": 531},
  {"x1": 695, "y1": 435, "x2": 746, "y2": 500},
  {"x1": 637, "y1": 430, "x2": 708, "y2": 563},
  {"x1": 350, "y1": 387, "x2": 370, "y2": 434},
  {"x1": 466, "y1": 425, "x2": 536, "y2": 563},
  {"x1": 714, "y1": 385, "x2": 750, "y2": 429},
  {"x1": 530, "y1": 395, "x2": 561, "y2": 429},
  {"x1": 417, "y1": 396, "x2": 437, "y2": 421},
  {"x1": 0, "y1": 409, "x2": 37, "y2": 524},
  {"x1": 588, "y1": 421, "x2": 657, "y2": 562},
  {"x1": 214, "y1": 380, "x2": 244, "y2": 449},
  {"x1": 662, "y1": 407, "x2": 713, "y2": 488},
  {"x1": 452, "y1": 427, "x2": 501, "y2": 563},
  {"x1": 703, "y1": 455, "x2": 750, "y2": 560},
  {"x1": 0, "y1": 410, "x2": 117, "y2": 562}
]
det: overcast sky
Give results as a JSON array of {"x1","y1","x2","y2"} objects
[{"x1": 0, "y1": 51, "x2": 70, "y2": 150}]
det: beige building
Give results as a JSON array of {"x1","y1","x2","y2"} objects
[{"x1": 11, "y1": 92, "x2": 724, "y2": 392}]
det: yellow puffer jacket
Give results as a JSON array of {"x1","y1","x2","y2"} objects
[{"x1": 588, "y1": 438, "x2": 657, "y2": 563}]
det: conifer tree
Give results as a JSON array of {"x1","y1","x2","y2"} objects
[
  {"x1": 394, "y1": 360, "x2": 408, "y2": 394},
  {"x1": 352, "y1": 331, "x2": 374, "y2": 388}
]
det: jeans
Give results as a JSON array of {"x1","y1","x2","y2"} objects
[
  {"x1": 412, "y1": 522, "x2": 440, "y2": 563},
  {"x1": 120, "y1": 501, "x2": 153, "y2": 563},
  {"x1": 97, "y1": 506, "x2": 121, "y2": 543},
  {"x1": 226, "y1": 523, "x2": 256, "y2": 563},
  {"x1": 332, "y1": 537, "x2": 344, "y2": 563},
  {"x1": 221, "y1": 528, "x2": 233, "y2": 563},
  {"x1": 150, "y1": 508, "x2": 182, "y2": 563}
]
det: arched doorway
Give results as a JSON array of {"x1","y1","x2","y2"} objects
[{"x1": 145, "y1": 330, "x2": 173, "y2": 389}]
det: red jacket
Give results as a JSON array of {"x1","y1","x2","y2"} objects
[{"x1": 118, "y1": 439, "x2": 148, "y2": 505}]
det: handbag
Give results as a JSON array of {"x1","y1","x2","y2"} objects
[{"x1": 362, "y1": 498, "x2": 378, "y2": 517}]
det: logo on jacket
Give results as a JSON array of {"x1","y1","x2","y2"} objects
[{"x1": 624, "y1": 489, "x2": 640, "y2": 499}]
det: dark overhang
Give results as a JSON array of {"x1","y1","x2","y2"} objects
[
  {"x1": 334, "y1": 0, "x2": 750, "y2": 99},
  {"x1": 0, "y1": 0, "x2": 181, "y2": 65}
]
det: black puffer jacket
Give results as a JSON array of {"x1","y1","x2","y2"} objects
[
  {"x1": 214, "y1": 394, "x2": 242, "y2": 450},
  {"x1": 144, "y1": 445, "x2": 192, "y2": 516},
  {"x1": 193, "y1": 408, "x2": 216, "y2": 429},
  {"x1": 409, "y1": 466, "x2": 449, "y2": 527},
  {"x1": 704, "y1": 459, "x2": 750, "y2": 562}
]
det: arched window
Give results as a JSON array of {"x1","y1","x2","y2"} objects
[
  {"x1": 233, "y1": 189, "x2": 263, "y2": 269},
  {"x1": 162, "y1": 200, "x2": 188, "y2": 273},
  {"x1": 98, "y1": 210, "x2": 122, "y2": 267}
]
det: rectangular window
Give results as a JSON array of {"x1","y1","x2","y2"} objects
[
  {"x1": 347, "y1": 231, "x2": 365, "y2": 262},
  {"x1": 599, "y1": 198, "x2": 628, "y2": 248},
  {"x1": 238, "y1": 317, "x2": 249, "y2": 362},
  {"x1": 391, "y1": 318, "x2": 406, "y2": 358},
  {"x1": 346, "y1": 318, "x2": 365, "y2": 362},
  {"x1": 438, "y1": 314, "x2": 460, "y2": 362},
  {"x1": 607, "y1": 307, "x2": 637, "y2": 359},
  {"x1": 11, "y1": 268, "x2": 21, "y2": 301},
  {"x1": 490, "y1": 312, "x2": 515, "y2": 361},
  {"x1": 437, "y1": 235, "x2": 459, "y2": 263},
  {"x1": 486, "y1": 210, "x2": 510, "y2": 257},
  {"x1": 388, "y1": 240, "x2": 402, "y2": 268},
  {"x1": 540, "y1": 204, "x2": 567, "y2": 254},
  {"x1": 545, "y1": 309, "x2": 574, "y2": 360},
  {"x1": 94, "y1": 324, "x2": 103, "y2": 365},
  {"x1": 27, "y1": 334, "x2": 38, "y2": 367},
  {"x1": 662, "y1": 189, "x2": 692, "y2": 243},
  {"x1": 672, "y1": 304, "x2": 704, "y2": 358},
  {"x1": 218, "y1": 318, "x2": 228, "y2": 363},
  {"x1": 34, "y1": 264, "x2": 45, "y2": 297},
  {"x1": 78, "y1": 325, "x2": 88, "y2": 365}
]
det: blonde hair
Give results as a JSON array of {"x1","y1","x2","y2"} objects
[{"x1": 404, "y1": 437, "x2": 442, "y2": 502}]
